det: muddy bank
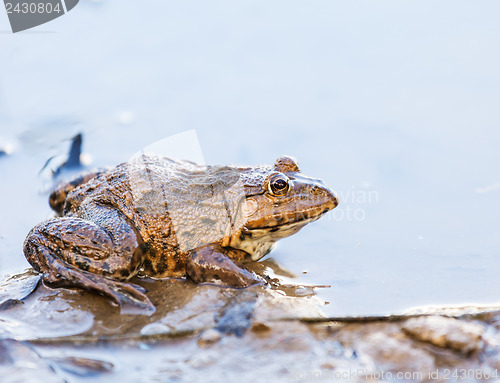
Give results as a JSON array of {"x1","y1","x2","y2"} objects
[{"x1": 1, "y1": 268, "x2": 500, "y2": 382}]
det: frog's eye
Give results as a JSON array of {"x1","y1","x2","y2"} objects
[{"x1": 268, "y1": 173, "x2": 291, "y2": 196}]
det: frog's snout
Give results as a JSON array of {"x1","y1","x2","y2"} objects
[
  {"x1": 292, "y1": 174, "x2": 338, "y2": 215},
  {"x1": 324, "y1": 187, "x2": 339, "y2": 212}
]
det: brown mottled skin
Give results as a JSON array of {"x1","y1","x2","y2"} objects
[{"x1": 24, "y1": 155, "x2": 338, "y2": 314}]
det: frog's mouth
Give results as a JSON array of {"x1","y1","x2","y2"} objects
[{"x1": 244, "y1": 202, "x2": 336, "y2": 231}]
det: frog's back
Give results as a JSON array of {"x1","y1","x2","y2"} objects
[
  {"x1": 61, "y1": 154, "x2": 244, "y2": 277},
  {"x1": 62, "y1": 162, "x2": 134, "y2": 216}
]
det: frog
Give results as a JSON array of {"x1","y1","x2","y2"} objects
[{"x1": 24, "y1": 154, "x2": 338, "y2": 314}]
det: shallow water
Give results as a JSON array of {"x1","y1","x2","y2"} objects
[{"x1": 1, "y1": 0, "x2": 500, "y2": 318}]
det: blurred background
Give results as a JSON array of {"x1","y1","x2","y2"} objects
[{"x1": 1, "y1": 0, "x2": 499, "y2": 316}]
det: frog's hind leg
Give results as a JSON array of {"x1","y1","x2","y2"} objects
[
  {"x1": 31, "y1": 244, "x2": 155, "y2": 315},
  {"x1": 24, "y1": 214, "x2": 155, "y2": 315},
  {"x1": 49, "y1": 169, "x2": 108, "y2": 215}
]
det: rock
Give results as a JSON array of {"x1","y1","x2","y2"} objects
[
  {"x1": 320, "y1": 360, "x2": 336, "y2": 370},
  {"x1": 216, "y1": 290, "x2": 258, "y2": 336},
  {"x1": 250, "y1": 322, "x2": 272, "y2": 334},
  {"x1": 152, "y1": 284, "x2": 228, "y2": 334},
  {"x1": 0, "y1": 284, "x2": 95, "y2": 340},
  {"x1": 0, "y1": 339, "x2": 65, "y2": 383},
  {"x1": 0, "y1": 271, "x2": 40, "y2": 309},
  {"x1": 140, "y1": 323, "x2": 171, "y2": 336},
  {"x1": 50, "y1": 356, "x2": 114, "y2": 376},
  {"x1": 357, "y1": 332, "x2": 435, "y2": 374},
  {"x1": 188, "y1": 350, "x2": 218, "y2": 369},
  {"x1": 402, "y1": 316, "x2": 484, "y2": 354},
  {"x1": 252, "y1": 289, "x2": 325, "y2": 322},
  {"x1": 197, "y1": 329, "x2": 221, "y2": 347},
  {"x1": 250, "y1": 321, "x2": 317, "y2": 353},
  {"x1": 294, "y1": 286, "x2": 315, "y2": 297}
]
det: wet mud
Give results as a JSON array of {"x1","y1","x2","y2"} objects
[{"x1": 1, "y1": 264, "x2": 500, "y2": 382}]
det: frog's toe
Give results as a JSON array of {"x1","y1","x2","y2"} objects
[
  {"x1": 187, "y1": 244, "x2": 264, "y2": 288},
  {"x1": 108, "y1": 281, "x2": 156, "y2": 315}
]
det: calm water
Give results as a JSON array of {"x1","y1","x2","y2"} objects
[{"x1": 1, "y1": 1, "x2": 500, "y2": 316}]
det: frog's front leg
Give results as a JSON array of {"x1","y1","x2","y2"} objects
[
  {"x1": 186, "y1": 244, "x2": 263, "y2": 288},
  {"x1": 23, "y1": 207, "x2": 155, "y2": 315}
]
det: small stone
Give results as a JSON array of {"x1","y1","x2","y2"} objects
[
  {"x1": 295, "y1": 286, "x2": 315, "y2": 297},
  {"x1": 140, "y1": 323, "x2": 170, "y2": 336},
  {"x1": 320, "y1": 360, "x2": 336, "y2": 370},
  {"x1": 402, "y1": 316, "x2": 484, "y2": 354},
  {"x1": 197, "y1": 329, "x2": 221, "y2": 347},
  {"x1": 251, "y1": 322, "x2": 271, "y2": 334},
  {"x1": 52, "y1": 356, "x2": 114, "y2": 376},
  {"x1": 357, "y1": 332, "x2": 434, "y2": 373},
  {"x1": 188, "y1": 351, "x2": 217, "y2": 369}
]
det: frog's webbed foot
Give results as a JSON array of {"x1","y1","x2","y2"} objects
[
  {"x1": 186, "y1": 244, "x2": 263, "y2": 288},
  {"x1": 43, "y1": 260, "x2": 155, "y2": 315}
]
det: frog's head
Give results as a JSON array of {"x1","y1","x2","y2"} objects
[{"x1": 229, "y1": 156, "x2": 338, "y2": 260}]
